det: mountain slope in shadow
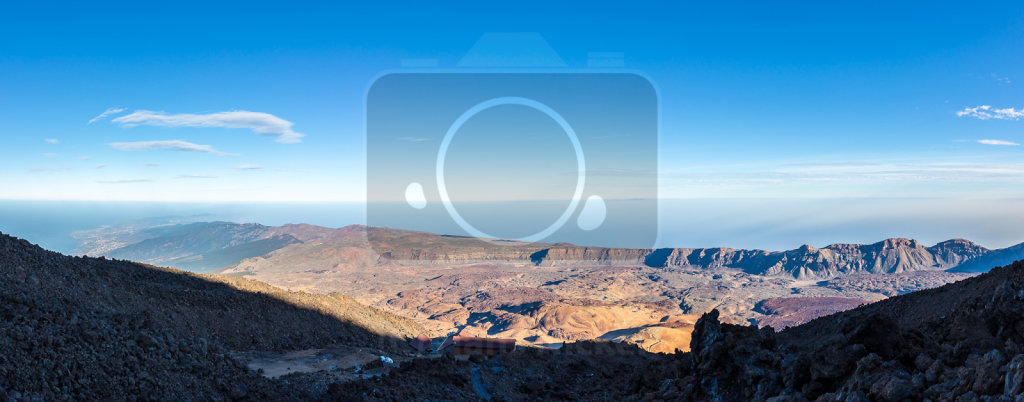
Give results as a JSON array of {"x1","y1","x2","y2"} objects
[
  {"x1": 0, "y1": 231, "x2": 425, "y2": 400},
  {"x1": 949, "y1": 242, "x2": 1024, "y2": 273}
]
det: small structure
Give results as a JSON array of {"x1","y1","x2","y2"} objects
[
  {"x1": 409, "y1": 333, "x2": 431, "y2": 353},
  {"x1": 435, "y1": 329, "x2": 476, "y2": 354},
  {"x1": 452, "y1": 336, "x2": 516, "y2": 358},
  {"x1": 435, "y1": 335, "x2": 455, "y2": 353}
]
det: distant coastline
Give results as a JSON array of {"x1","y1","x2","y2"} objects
[
  {"x1": 0, "y1": 200, "x2": 363, "y2": 253},
  {"x1": 2, "y1": 197, "x2": 1023, "y2": 254}
]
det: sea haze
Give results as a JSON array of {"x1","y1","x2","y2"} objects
[
  {"x1": 1, "y1": 198, "x2": 1023, "y2": 254},
  {"x1": 0, "y1": 201, "x2": 363, "y2": 254}
]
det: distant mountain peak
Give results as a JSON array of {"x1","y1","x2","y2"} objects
[
  {"x1": 796, "y1": 244, "x2": 818, "y2": 253},
  {"x1": 931, "y1": 238, "x2": 987, "y2": 249},
  {"x1": 876, "y1": 238, "x2": 922, "y2": 249}
]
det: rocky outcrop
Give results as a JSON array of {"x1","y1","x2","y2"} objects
[
  {"x1": 928, "y1": 238, "x2": 989, "y2": 267},
  {"x1": 773, "y1": 259, "x2": 1024, "y2": 400}
]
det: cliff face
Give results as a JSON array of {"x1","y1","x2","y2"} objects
[
  {"x1": 379, "y1": 232, "x2": 1012, "y2": 279},
  {"x1": 537, "y1": 246, "x2": 650, "y2": 265}
]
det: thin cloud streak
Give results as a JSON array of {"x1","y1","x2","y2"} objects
[
  {"x1": 88, "y1": 107, "x2": 126, "y2": 124},
  {"x1": 111, "y1": 110, "x2": 305, "y2": 143},
  {"x1": 109, "y1": 140, "x2": 237, "y2": 156},
  {"x1": 661, "y1": 159, "x2": 1024, "y2": 194},
  {"x1": 978, "y1": 139, "x2": 1020, "y2": 146}
]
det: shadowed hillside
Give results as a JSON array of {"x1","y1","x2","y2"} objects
[{"x1": 0, "y1": 231, "x2": 425, "y2": 400}]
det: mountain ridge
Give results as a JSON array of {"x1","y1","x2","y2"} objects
[{"x1": 89, "y1": 222, "x2": 1024, "y2": 279}]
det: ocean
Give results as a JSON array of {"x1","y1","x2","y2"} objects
[{"x1": 1, "y1": 198, "x2": 1023, "y2": 255}]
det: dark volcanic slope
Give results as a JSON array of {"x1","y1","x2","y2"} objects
[
  {"x1": 647, "y1": 259, "x2": 1024, "y2": 400},
  {"x1": 689, "y1": 259, "x2": 1024, "y2": 400},
  {"x1": 0, "y1": 231, "x2": 424, "y2": 400}
]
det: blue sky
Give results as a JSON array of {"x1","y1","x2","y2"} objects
[{"x1": 2, "y1": 1, "x2": 1023, "y2": 203}]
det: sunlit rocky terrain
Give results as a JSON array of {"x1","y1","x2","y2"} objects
[{"x1": 76, "y1": 222, "x2": 1021, "y2": 354}]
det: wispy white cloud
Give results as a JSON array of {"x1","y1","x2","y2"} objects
[
  {"x1": 660, "y1": 158, "x2": 1024, "y2": 196},
  {"x1": 96, "y1": 179, "x2": 152, "y2": 184},
  {"x1": 44, "y1": 138, "x2": 59, "y2": 144},
  {"x1": 42, "y1": 153, "x2": 58, "y2": 157},
  {"x1": 176, "y1": 174, "x2": 217, "y2": 179},
  {"x1": 94, "y1": 164, "x2": 107, "y2": 169},
  {"x1": 110, "y1": 110, "x2": 305, "y2": 143},
  {"x1": 991, "y1": 73, "x2": 1012, "y2": 84},
  {"x1": 978, "y1": 139, "x2": 1020, "y2": 146},
  {"x1": 88, "y1": 107, "x2": 126, "y2": 124},
  {"x1": 109, "y1": 140, "x2": 237, "y2": 156},
  {"x1": 957, "y1": 105, "x2": 1024, "y2": 120},
  {"x1": 399, "y1": 137, "x2": 429, "y2": 142},
  {"x1": 236, "y1": 163, "x2": 264, "y2": 170}
]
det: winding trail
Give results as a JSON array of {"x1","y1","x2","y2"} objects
[{"x1": 470, "y1": 367, "x2": 492, "y2": 400}]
